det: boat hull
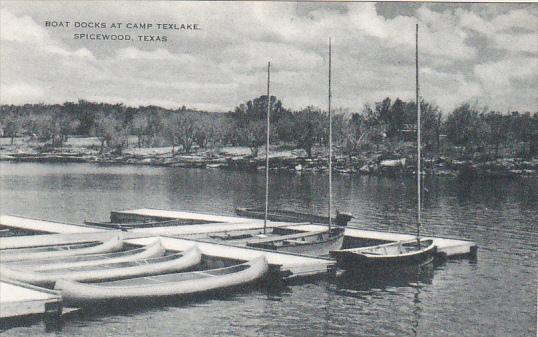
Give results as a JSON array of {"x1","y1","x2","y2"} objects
[
  {"x1": 1, "y1": 246, "x2": 201, "y2": 287},
  {"x1": 7, "y1": 240, "x2": 165, "y2": 271},
  {"x1": 55, "y1": 256, "x2": 269, "y2": 305},
  {"x1": 331, "y1": 239, "x2": 436, "y2": 271},
  {"x1": 0, "y1": 235, "x2": 123, "y2": 262},
  {"x1": 247, "y1": 227, "x2": 345, "y2": 257}
]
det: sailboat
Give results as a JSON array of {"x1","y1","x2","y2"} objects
[
  {"x1": 242, "y1": 41, "x2": 345, "y2": 256},
  {"x1": 330, "y1": 24, "x2": 436, "y2": 270}
]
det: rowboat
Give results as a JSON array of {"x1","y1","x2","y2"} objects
[
  {"x1": 55, "y1": 256, "x2": 268, "y2": 305},
  {"x1": 0, "y1": 245, "x2": 201, "y2": 287},
  {"x1": 330, "y1": 239, "x2": 436, "y2": 270},
  {"x1": 6, "y1": 240, "x2": 165, "y2": 271},
  {"x1": 246, "y1": 227, "x2": 345, "y2": 256},
  {"x1": 0, "y1": 235, "x2": 123, "y2": 262},
  {"x1": 235, "y1": 207, "x2": 353, "y2": 226}
]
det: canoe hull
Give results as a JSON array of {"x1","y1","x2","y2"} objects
[
  {"x1": 55, "y1": 256, "x2": 269, "y2": 305},
  {"x1": 1, "y1": 246, "x2": 201, "y2": 287},
  {"x1": 331, "y1": 240, "x2": 436, "y2": 271},
  {"x1": 0, "y1": 235, "x2": 123, "y2": 262},
  {"x1": 8, "y1": 240, "x2": 165, "y2": 271}
]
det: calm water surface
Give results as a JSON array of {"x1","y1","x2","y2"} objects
[{"x1": 0, "y1": 162, "x2": 536, "y2": 337}]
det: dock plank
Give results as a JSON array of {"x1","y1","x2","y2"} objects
[
  {"x1": 0, "y1": 215, "x2": 101, "y2": 234},
  {"x1": 0, "y1": 280, "x2": 61, "y2": 319},
  {"x1": 111, "y1": 209, "x2": 263, "y2": 224}
]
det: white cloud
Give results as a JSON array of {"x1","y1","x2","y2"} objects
[
  {"x1": 0, "y1": 83, "x2": 45, "y2": 103},
  {"x1": 0, "y1": 8, "x2": 48, "y2": 43},
  {"x1": 0, "y1": 2, "x2": 536, "y2": 114}
]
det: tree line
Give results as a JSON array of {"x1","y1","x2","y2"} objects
[{"x1": 1, "y1": 98, "x2": 537, "y2": 158}]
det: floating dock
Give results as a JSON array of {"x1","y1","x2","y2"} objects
[
  {"x1": 0, "y1": 211, "x2": 477, "y2": 258},
  {"x1": 109, "y1": 208, "x2": 478, "y2": 258},
  {"x1": 0, "y1": 279, "x2": 62, "y2": 320},
  {"x1": 111, "y1": 209, "x2": 263, "y2": 225}
]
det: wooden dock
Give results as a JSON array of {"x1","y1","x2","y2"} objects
[
  {"x1": 0, "y1": 279, "x2": 62, "y2": 320},
  {"x1": 113, "y1": 208, "x2": 477, "y2": 258},
  {"x1": 0, "y1": 211, "x2": 477, "y2": 258},
  {"x1": 111, "y1": 208, "x2": 263, "y2": 224},
  {"x1": 0, "y1": 214, "x2": 102, "y2": 235}
]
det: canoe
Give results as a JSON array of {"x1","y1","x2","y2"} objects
[
  {"x1": 246, "y1": 227, "x2": 345, "y2": 256},
  {"x1": 6, "y1": 240, "x2": 165, "y2": 271},
  {"x1": 55, "y1": 256, "x2": 269, "y2": 305},
  {"x1": 330, "y1": 239, "x2": 436, "y2": 270},
  {"x1": 0, "y1": 246, "x2": 201, "y2": 287},
  {"x1": 0, "y1": 235, "x2": 124, "y2": 262},
  {"x1": 235, "y1": 207, "x2": 353, "y2": 226}
]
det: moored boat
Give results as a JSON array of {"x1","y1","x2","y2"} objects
[
  {"x1": 6, "y1": 240, "x2": 165, "y2": 271},
  {"x1": 55, "y1": 256, "x2": 269, "y2": 305},
  {"x1": 246, "y1": 227, "x2": 345, "y2": 256},
  {"x1": 0, "y1": 245, "x2": 201, "y2": 287},
  {"x1": 331, "y1": 26, "x2": 438, "y2": 273},
  {"x1": 0, "y1": 235, "x2": 123, "y2": 262},
  {"x1": 330, "y1": 239, "x2": 436, "y2": 270},
  {"x1": 235, "y1": 207, "x2": 353, "y2": 226}
]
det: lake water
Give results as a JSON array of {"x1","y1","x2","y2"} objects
[{"x1": 0, "y1": 162, "x2": 536, "y2": 337}]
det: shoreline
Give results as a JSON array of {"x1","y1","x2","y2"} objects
[{"x1": 1, "y1": 144, "x2": 537, "y2": 178}]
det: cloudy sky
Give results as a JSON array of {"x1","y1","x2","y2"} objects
[{"x1": 1, "y1": 1, "x2": 536, "y2": 114}]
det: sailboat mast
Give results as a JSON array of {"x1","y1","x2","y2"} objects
[
  {"x1": 416, "y1": 24, "x2": 421, "y2": 240},
  {"x1": 328, "y1": 38, "x2": 332, "y2": 231},
  {"x1": 264, "y1": 62, "x2": 271, "y2": 234}
]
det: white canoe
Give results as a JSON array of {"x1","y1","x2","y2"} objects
[
  {"x1": 1, "y1": 245, "x2": 201, "y2": 287},
  {"x1": 55, "y1": 256, "x2": 268, "y2": 305},
  {"x1": 0, "y1": 235, "x2": 123, "y2": 262},
  {"x1": 6, "y1": 240, "x2": 165, "y2": 271}
]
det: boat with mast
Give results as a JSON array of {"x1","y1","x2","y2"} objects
[
  {"x1": 241, "y1": 41, "x2": 345, "y2": 255},
  {"x1": 330, "y1": 25, "x2": 436, "y2": 270}
]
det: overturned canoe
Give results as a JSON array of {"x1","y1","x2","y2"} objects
[
  {"x1": 0, "y1": 235, "x2": 123, "y2": 262},
  {"x1": 330, "y1": 239, "x2": 436, "y2": 270},
  {"x1": 6, "y1": 240, "x2": 165, "y2": 271},
  {"x1": 1, "y1": 245, "x2": 201, "y2": 287},
  {"x1": 246, "y1": 227, "x2": 345, "y2": 256},
  {"x1": 55, "y1": 256, "x2": 268, "y2": 305},
  {"x1": 235, "y1": 207, "x2": 353, "y2": 226}
]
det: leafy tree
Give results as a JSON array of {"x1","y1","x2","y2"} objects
[
  {"x1": 483, "y1": 111, "x2": 508, "y2": 157},
  {"x1": 290, "y1": 107, "x2": 324, "y2": 157},
  {"x1": 237, "y1": 120, "x2": 266, "y2": 156},
  {"x1": 93, "y1": 113, "x2": 128, "y2": 154},
  {"x1": 2, "y1": 113, "x2": 24, "y2": 144},
  {"x1": 131, "y1": 114, "x2": 149, "y2": 148},
  {"x1": 444, "y1": 103, "x2": 487, "y2": 156},
  {"x1": 232, "y1": 95, "x2": 287, "y2": 127},
  {"x1": 165, "y1": 111, "x2": 198, "y2": 154}
]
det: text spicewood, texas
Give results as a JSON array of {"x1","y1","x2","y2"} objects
[{"x1": 45, "y1": 21, "x2": 200, "y2": 42}]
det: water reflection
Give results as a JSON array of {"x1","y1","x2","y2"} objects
[{"x1": 334, "y1": 263, "x2": 435, "y2": 294}]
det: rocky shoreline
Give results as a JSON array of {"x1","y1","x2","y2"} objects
[{"x1": 1, "y1": 145, "x2": 537, "y2": 178}]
